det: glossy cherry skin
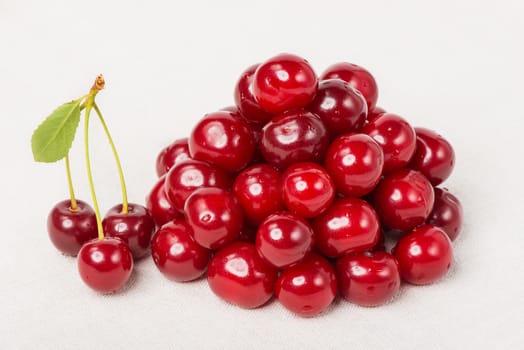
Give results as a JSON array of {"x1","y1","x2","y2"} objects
[
  {"x1": 275, "y1": 253, "x2": 337, "y2": 317},
  {"x1": 155, "y1": 138, "x2": 191, "y2": 177},
  {"x1": 256, "y1": 212, "x2": 314, "y2": 269},
  {"x1": 47, "y1": 199, "x2": 97, "y2": 256},
  {"x1": 260, "y1": 109, "x2": 329, "y2": 169},
  {"x1": 336, "y1": 251, "x2": 400, "y2": 307},
  {"x1": 102, "y1": 203, "x2": 155, "y2": 259},
  {"x1": 308, "y1": 79, "x2": 367, "y2": 136},
  {"x1": 253, "y1": 53, "x2": 318, "y2": 114},
  {"x1": 184, "y1": 187, "x2": 243, "y2": 250},
  {"x1": 324, "y1": 133, "x2": 384, "y2": 197},
  {"x1": 363, "y1": 113, "x2": 417, "y2": 174},
  {"x1": 146, "y1": 175, "x2": 183, "y2": 227},
  {"x1": 233, "y1": 164, "x2": 284, "y2": 225},
  {"x1": 151, "y1": 219, "x2": 211, "y2": 282},
  {"x1": 207, "y1": 242, "x2": 277, "y2": 309},
  {"x1": 409, "y1": 128, "x2": 455, "y2": 186},
  {"x1": 164, "y1": 159, "x2": 231, "y2": 212},
  {"x1": 313, "y1": 198, "x2": 380, "y2": 258},
  {"x1": 281, "y1": 162, "x2": 335, "y2": 218},
  {"x1": 189, "y1": 111, "x2": 255, "y2": 172},
  {"x1": 320, "y1": 62, "x2": 378, "y2": 110},
  {"x1": 373, "y1": 169, "x2": 435, "y2": 232},
  {"x1": 234, "y1": 64, "x2": 273, "y2": 126},
  {"x1": 77, "y1": 238, "x2": 133, "y2": 293},
  {"x1": 393, "y1": 224, "x2": 453, "y2": 285},
  {"x1": 367, "y1": 106, "x2": 386, "y2": 123},
  {"x1": 426, "y1": 188, "x2": 463, "y2": 241}
]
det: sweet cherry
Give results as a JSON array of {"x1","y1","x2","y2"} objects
[
  {"x1": 393, "y1": 224, "x2": 453, "y2": 285},
  {"x1": 184, "y1": 187, "x2": 243, "y2": 250},
  {"x1": 253, "y1": 53, "x2": 318, "y2": 114},
  {"x1": 102, "y1": 203, "x2": 155, "y2": 259},
  {"x1": 255, "y1": 211, "x2": 314, "y2": 269},
  {"x1": 151, "y1": 219, "x2": 211, "y2": 282},
  {"x1": 146, "y1": 175, "x2": 183, "y2": 227},
  {"x1": 275, "y1": 253, "x2": 337, "y2": 317},
  {"x1": 207, "y1": 242, "x2": 277, "y2": 309},
  {"x1": 155, "y1": 138, "x2": 191, "y2": 177},
  {"x1": 367, "y1": 106, "x2": 386, "y2": 123},
  {"x1": 234, "y1": 64, "x2": 273, "y2": 126},
  {"x1": 77, "y1": 237, "x2": 133, "y2": 293},
  {"x1": 336, "y1": 251, "x2": 400, "y2": 307},
  {"x1": 426, "y1": 188, "x2": 463, "y2": 241},
  {"x1": 47, "y1": 199, "x2": 97, "y2": 256}
]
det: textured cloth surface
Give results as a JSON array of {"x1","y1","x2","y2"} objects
[{"x1": 1, "y1": 1, "x2": 523, "y2": 349}]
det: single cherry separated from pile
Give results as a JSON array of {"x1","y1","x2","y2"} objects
[{"x1": 32, "y1": 75, "x2": 154, "y2": 293}]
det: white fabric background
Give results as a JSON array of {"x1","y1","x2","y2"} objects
[{"x1": 1, "y1": 0, "x2": 523, "y2": 349}]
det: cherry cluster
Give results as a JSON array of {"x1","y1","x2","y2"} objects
[{"x1": 147, "y1": 53, "x2": 463, "y2": 316}]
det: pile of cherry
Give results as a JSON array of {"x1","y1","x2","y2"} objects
[{"x1": 145, "y1": 53, "x2": 463, "y2": 316}]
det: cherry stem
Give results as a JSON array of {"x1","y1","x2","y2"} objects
[
  {"x1": 93, "y1": 103, "x2": 129, "y2": 214},
  {"x1": 65, "y1": 154, "x2": 78, "y2": 211}
]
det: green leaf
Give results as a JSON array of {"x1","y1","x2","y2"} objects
[{"x1": 31, "y1": 100, "x2": 82, "y2": 163}]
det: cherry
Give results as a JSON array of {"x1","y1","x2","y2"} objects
[
  {"x1": 255, "y1": 211, "x2": 314, "y2": 269},
  {"x1": 368, "y1": 106, "x2": 386, "y2": 123},
  {"x1": 164, "y1": 159, "x2": 230, "y2": 212},
  {"x1": 155, "y1": 138, "x2": 191, "y2": 177},
  {"x1": 409, "y1": 127, "x2": 455, "y2": 186},
  {"x1": 151, "y1": 219, "x2": 211, "y2": 282},
  {"x1": 426, "y1": 188, "x2": 463, "y2": 241},
  {"x1": 253, "y1": 53, "x2": 318, "y2": 114},
  {"x1": 234, "y1": 64, "x2": 273, "y2": 126},
  {"x1": 47, "y1": 199, "x2": 97, "y2": 256},
  {"x1": 313, "y1": 198, "x2": 381, "y2": 258},
  {"x1": 281, "y1": 162, "x2": 335, "y2": 218},
  {"x1": 77, "y1": 237, "x2": 133, "y2": 293},
  {"x1": 207, "y1": 242, "x2": 277, "y2": 309},
  {"x1": 260, "y1": 109, "x2": 329, "y2": 169},
  {"x1": 373, "y1": 169, "x2": 435, "y2": 232},
  {"x1": 189, "y1": 111, "x2": 255, "y2": 172},
  {"x1": 393, "y1": 224, "x2": 453, "y2": 285},
  {"x1": 324, "y1": 133, "x2": 384, "y2": 197},
  {"x1": 308, "y1": 79, "x2": 367, "y2": 136},
  {"x1": 102, "y1": 203, "x2": 155, "y2": 259},
  {"x1": 184, "y1": 187, "x2": 243, "y2": 250},
  {"x1": 362, "y1": 113, "x2": 416, "y2": 174},
  {"x1": 233, "y1": 164, "x2": 284, "y2": 225},
  {"x1": 336, "y1": 251, "x2": 400, "y2": 307},
  {"x1": 320, "y1": 62, "x2": 378, "y2": 110},
  {"x1": 275, "y1": 253, "x2": 337, "y2": 317},
  {"x1": 146, "y1": 175, "x2": 183, "y2": 227}
]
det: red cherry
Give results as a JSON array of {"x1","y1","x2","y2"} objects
[
  {"x1": 255, "y1": 212, "x2": 314, "y2": 269},
  {"x1": 426, "y1": 188, "x2": 463, "y2": 241},
  {"x1": 373, "y1": 169, "x2": 435, "y2": 232},
  {"x1": 164, "y1": 159, "x2": 230, "y2": 212},
  {"x1": 233, "y1": 164, "x2": 284, "y2": 225},
  {"x1": 151, "y1": 219, "x2": 211, "y2": 282},
  {"x1": 363, "y1": 113, "x2": 417, "y2": 174},
  {"x1": 189, "y1": 111, "x2": 255, "y2": 172},
  {"x1": 253, "y1": 53, "x2": 318, "y2": 114},
  {"x1": 368, "y1": 106, "x2": 386, "y2": 123},
  {"x1": 320, "y1": 62, "x2": 378, "y2": 110},
  {"x1": 146, "y1": 175, "x2": 183, "y2": 227},
  {"x1": 260, "y1": 109, "x2": 329, "y2": 169},
  {"x1": 393, "y1": 224, "x2": 453, "y2": 285},
  {"x1": 47, "y1": 199, "x2": 97, "y2": 256},
  {"x1": 275, "y1": 253, "x2": 337, "y2": 317},
  {"x1": 102, "y1": 203, "x2": 155, "y2": 259},
  {"x1": 77, "y1": 238, "x2": 133, "y2": 293},
  {"x1": 336, "y1": 251, "x2": 400, "y2": 307},
  {"x1": 207, "y1": 242, "x2": 277, "y2": 309},
  {"x1": 308, "y1": 79, "x2": 367, "y2": 136},
  {"x1": 281, "y1": 162, "x2": 335, "y2": 218},
  {"x1": 234, "y1": 64, "x2": 273, "y2": 126},
  {"x1": 184, "y1": 187, "x2": 243, "y2": 250},
  {"x1": 313, "y1": 198, "x2": 381, "y2": 258},
  {"x1": 324, "y1": 133, "x2": 384, "y2": 197},
  {"x1": 155, "y1": 138, "x2": 191, "y2": 177},
  {"x1": 409, "y1": 127, "x2": 455, "y2": 186}
]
